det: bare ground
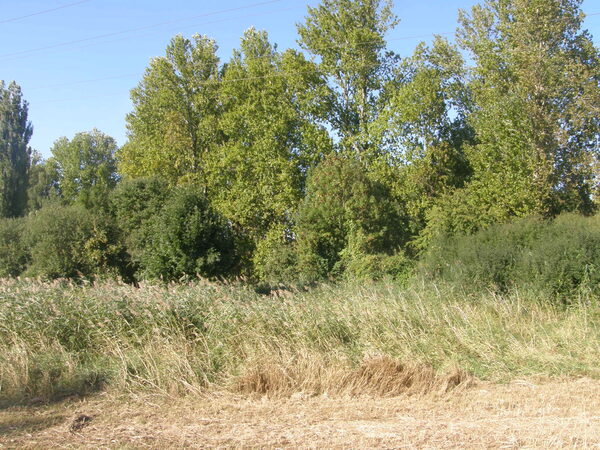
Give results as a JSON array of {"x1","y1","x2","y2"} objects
[{"x1": 2, "y1": 378, "x2": 600, "y2": 449}]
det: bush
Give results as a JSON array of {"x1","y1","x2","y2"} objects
[
  {"x1": 140, "y1": 185, "x2": 236, "y2": 281},
  {"x1": 419, "y1": 213, "x2": 600, "y2": 301},
  {"x1": 516, "y1": 214, "x2": 600, "y2": 298},
  {"x1": 338, "y1": 229, "x2": 413, "y2": 283},
  {"x1": 252, "y1": 224, "x2": 298, "y2": 283},
  {"x1": 0, "y1": 217, "x2": 29, "y2": 277},
  {"x1": 24, "y1": 204, "x2": 129, "y2": 280},
  {"x1": 110, "y1": 177, "x2": 169, "y2": 274},
  {"x1": 294, "y1": 156, "x2": 408, "y2": 281}
]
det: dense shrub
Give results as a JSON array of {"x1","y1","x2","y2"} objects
[
  {"x1": 140, "y1": 185, "x2": 236, "y2": 281},
  {"x1": 0, "y1": 217, "x2": 29, "y2": 277},
  {"x1": 338, "y1": 229, "x2": 413, "y2": 283},
  {"x1": 420, "y1": 213, "x2": 600, "y2": 301},
  {"x1": 252, "y1": 224, "x2": 298, "y2": 283},
  {"x1": 294, "y1": 156, "x2": 408, "y2": 281},
  {"x1": 24, "y1": 204, "x2": 129, "y2": 280},
  {"x1": 111, "y1": 177, "x2": 169, "y2": 272},
  {"x1": 516, "y1": 214, "x2": 600, "y2": 298}
]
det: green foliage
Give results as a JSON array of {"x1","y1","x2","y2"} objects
[
  {"x1": 297, "y1": 0, "x2": 398, "y2": 153},
  {"x1": 24, "y1": 204, "x2": 128, "y2": 280},
  {"x1": 420, "y1": 213, "x2": 600, "y2": 301},
  {"x1": 439, "y1": 0, "x2": 600, "y2": 234},
  {"x1": 252, "y1": 224, "x2": 298, "y2": 283},
  {"x1": 338, "y1": 229, "x2": 412, "y2": 282},
  {"x1": 120, "y1": 34, "x2": 221, "y2": 184},
  {"x1": 110, "y1": 176, "x2": 169, "y2": 274},
  {"x1": 0, "y1": 81, "x2": 32, "y2": 217},
  {"x1": 120, "y1": 30, "x2": 332, "y2": 278},
  {"x1": 26, "y1": 151, "x2": 60, "y2": 212},
  {"x1": 140, "y1": 185, "x2": 236, "y2": 281},
  {"x1": 418, "y1": 0, "x2": 600, "y2": 243},
  {"x1": 0, "y1": 218, "x2": 29, "y2": 277},
  {"x1": 3, "y1": 0, "x2": 598, "y2": 286},
  {"x1": 522, "y1": 215, "x2": 600, "y2": 298},
  {"x1": 374, "y1": 37, "x2": 473, "y2": 240},
  {"x1": 49, "y1": 129, "x2": 119, "y2": 210},
  {"x1": 295, "y1": 156, "x2": 407, "y2": 281},
  {"x1": 25, "y1": 205, "x2": 95, "y2": 279},
  {"x1": 206, "y1": 29, "x2": 330, "y2": 255}
]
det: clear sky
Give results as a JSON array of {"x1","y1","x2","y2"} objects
[{"x1": 1, "y1": 0, "x2": 599, "y2": 157}]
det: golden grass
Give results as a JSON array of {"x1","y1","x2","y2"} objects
[
  {"x1": 1, "y1": 278, "x2": 599, "y2": 407},
  {"x1": 237, "y1": 355, "x2": 472, "y2": 397},
  {"x1": 2, "y1": 378, "x2": 600, "y2": 448}
]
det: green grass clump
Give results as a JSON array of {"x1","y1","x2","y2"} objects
[{"x1": 0, "y1": 278, "x2": 599, "y2": 407}]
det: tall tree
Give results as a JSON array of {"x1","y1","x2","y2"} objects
[
  {"x1": 425, "y1": 0, "x2": 600, "y2": 239},
  {"x1": 119, "y1": 34, "x2": 221, "y2": 185},
  {"x1": 297, "y1": 0, "x2": 398, "y2": 156},
  {"x1": 205, "y1": 28, "x2": 331, "y2": 258},
  {"x1": 375, "y1": 37, "x2": 473, "y2": 240},
  {"x1": 26, "y1": 150, "x2": 60, "y2": 212},
  {"x1": 0, "y1": 81, "x2": 32, "y2": 217},
  {"x1": 49, "y1": 129, "x2": 118, "y2": 209}
]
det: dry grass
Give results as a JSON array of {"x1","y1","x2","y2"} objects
[
  {"x1": 2, "y1": 378, "x2": 600, "y2": 448},
  {"x1": 1, "y1": 278, "x2": 600, "y2": 407},
  {"x1": 237, "y1": 355, "x2": 472, "y2": 397},
  {"x1": 2, "y1": 279, "x2": 600, "y2": 447}
]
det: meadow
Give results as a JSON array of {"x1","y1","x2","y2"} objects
[{"x1": 2, "y1": 277, "x2": 599, "y2": 408}]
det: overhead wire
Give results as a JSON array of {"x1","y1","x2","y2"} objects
[
  {"x1": 28, "y1": 73, "x2": 141, "y2": 91},
  {"x1": 0, "y1": 0, "x2": 93, "y2": 25},
  {"x1": 0, "y1": 0, "x2": 284, "y2": 60},
  {"x1": 4, "y1": 4, "x2": 598, "y2": 63},
  {"x1": 39, "y1": 72, "x2": 294, "y2": 103},
  {"x1": 3, "y1": 4, "x2": 307, "y2": 64},
  {"x1": 27, "y1": 8, "x2": 600, "y2": 101}
]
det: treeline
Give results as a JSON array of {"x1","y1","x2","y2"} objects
[{"x1": 0, "y1": 0, "x2": 599, "y2": 284}]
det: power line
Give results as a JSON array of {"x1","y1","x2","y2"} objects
[
  {"x1": 0, "y1": 0, "x2": 283, "y2": 60},
  {"x1": 3, "y1": 4, "x2": 307, "y2": 64},
  {"x1": 4, "y1": 5, "x2": 597, "y2": 63},
  {"x1": 40, "y1": 91, "x2": 125, "y2": 104},
  {"x1": 25, "y1": 8, "x2": 600, "y2": 94},
  {"x1": 23, "y1": 27, "x2": 453, "y2": 83},
  {"x1": 0, "y1": 0, "x2": 93, "y2": 25},
  {"x1": 28, "y1": 73, "x2": 141, "y2": 91}
]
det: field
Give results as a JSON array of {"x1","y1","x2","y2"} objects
[
  {"x1": 1, "y1": 279, "x2": 600, "y2": 447},
  {"x1": 2, "y1": 378, "x2": 600, "y2": 448}
]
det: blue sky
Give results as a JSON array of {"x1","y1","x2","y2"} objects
[{"x1": 1, "y1": 0, "x2": 599, "y2": 157}]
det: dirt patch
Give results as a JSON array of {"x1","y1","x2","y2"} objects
[{"x1": 1, "y1": 378, "x2": 600, "y2": 448}]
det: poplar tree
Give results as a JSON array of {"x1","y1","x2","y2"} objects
[
  {"x1": 297, "y1": 0, "x2": 398, "y2": 156},
  {"x1": 205, "y1": 28, "x2": 331, "y2": 262},
  {"x1": 376, "y1": 37, "x2": 473, "y2": 238},
  {"x1": 425, "y1": 0, "x2": 600, "y2": 238},
  {"x1": 49, "y1": 129, "x2": 118, "y2": 209},
  {"x1": 0, "y1": 81, "x2": 32, "y2": 217},
  {"x1": 120, "y1": 35, "x2": 221, "y2": 185}
]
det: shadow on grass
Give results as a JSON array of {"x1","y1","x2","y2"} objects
[
  {"x1": 0, "y1": 412, "x2": 67, "y2": 437},
  {"x1": 0, "y1": 371, "x2": 107, "y2": 411}
]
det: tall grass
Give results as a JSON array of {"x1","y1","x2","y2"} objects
[{"x1": 1, "y1": 278, "x2": 599, "y2": 407}]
